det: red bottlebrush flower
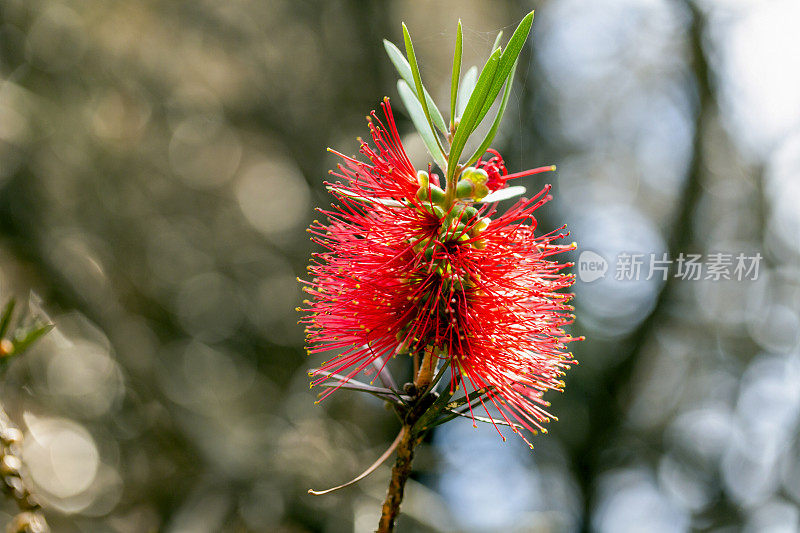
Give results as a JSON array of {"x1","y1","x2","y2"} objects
[
  {"x1": 301, "y1": 99, "x2": 580, "y2": 444},
  {"x1": 477, "y1": 148, "x2": 556, "y2": 192}
]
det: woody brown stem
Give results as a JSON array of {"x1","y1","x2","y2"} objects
[
  {"x1": 377, "y1": 425, "x2": 416, "y2": 532},
  {"x1": 414, "y1": 347, "x2": 436, "y2": 391},
  {"x1": 377, "y1": 346, "x2": 439, "y2": 532}
]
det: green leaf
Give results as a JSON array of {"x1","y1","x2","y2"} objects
[
  {"x1": 383, "y1": 39, "x2": 448, "y2": 136},
  {"x1": 475, "y1": 11, "x2": 534, "y2": 127},
  {"x1": 444, "y1": 386, "x2": 493, "y2": 411},
  {"x1": 446, "y1": 47, "x2": 502, "y2": 184},
  {"x1": 411, "y1": 386, "x2": 454, "y2": 435},
  {"x1": 491, "y1": 30, "x2": 504, "y2": 53},
  {"x1": 0, "y1": 298, "x2": 15, "y2": 339},
  {"x1": 416, "y1": 386, "x2": 497, "y2": 430},
  {"x1": 456, "y1": 66, "x2": 477, "y2": 119},
  {"x1": 11, "y1": 324, "x2": 53, "y2": 355},
  {"x1": 397, "y1": 80, "x2": 448, "y2": 170},
  {"x1": 450, "y1": 20, "x2": 463, "y2": 125},
  {"x1": 464, "y1": 60, "x2": 518, "y2": 167}
]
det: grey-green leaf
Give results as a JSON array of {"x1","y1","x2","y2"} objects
[
  {"x1": 383, "y1": 39, "x2": 448, "y2": 136},
  {"x1": 456, "y1": 66, "x2": 477, "y2": 119},
  {"x1": 479, "y1": 185, "x2": 526, "y2": 203},
  {"x1": 402, "y1": 23, "x2": 445, "y2": 155},
  {"x1": 432, "y1": 410, "x2": 523, "y2": 430},
  {"x1": 491, "y1": 30, "x2": 504, "y2": 53},
  {"x1": 397, "y1": 79, "x2": 448, "y2": 170}
]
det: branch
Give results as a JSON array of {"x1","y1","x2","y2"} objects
[{"x1": 309, "y1": 429, "x2": 404, "y2": 496}]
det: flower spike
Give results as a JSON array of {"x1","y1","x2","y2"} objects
[{"x1": 301, "y1": 16, "x2": 579, "y2": 531}]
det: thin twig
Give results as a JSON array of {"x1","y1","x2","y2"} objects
[
  {"x1": 308, "y1": 429, "x2": 404, "y2": 495},
  {"x1": 0, "y1": 406, "x2": 49, "y2": 532}
]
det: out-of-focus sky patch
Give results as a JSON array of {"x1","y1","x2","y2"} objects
[{"x1": 708, "y1": 0, "x2": 800, "y2": 158}]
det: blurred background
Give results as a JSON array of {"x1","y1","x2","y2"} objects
[{"x1": 0, "y1": 0, "x2": 798, "y2": 531}]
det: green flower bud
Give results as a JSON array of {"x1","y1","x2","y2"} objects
[
  {"x1": 456, "y1": 179, "x2": 475, "y2": 199},
  {"x1": 447, "y1": 203, "x2": 478, "y2": 223},
  {"x1": 472, "y1": 183, "x2": 490, "y2": 200},
  {"x1": 455, "y1": 168, "x2": 490, "y2": 200},
  {"x1": 461, "y1": 167, "x2": 489, "y2": 185},
  {"x1": 431, "y1": 204, "x2": 447, "y2": 219},
  {"x1": 421, "y1": 201, "x2": 445, "y2": 219},
  {"x1": 439, "y1": 221, "x2": 467, "y2": 241},
  {"x1": 416, "y1": 184, "x2": 446, "y2": 204},
  {"x1": 417, "y1": 170, "x2": 429, "y2": 188},
  {"x1": 464, "y1": 206, "x2": 479, "y2": 219},
  {"x1": 469, "y1": 216, "x2": 491, "y2": 239}
]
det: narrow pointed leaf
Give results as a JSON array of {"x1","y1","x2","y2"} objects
[
  {"x1": 450, "y1": 20, "x2": 463, "y2": 125},
  {"x1": 383, "y1": 39, "x2": 448, "y2": 135},
  {"x1": 11, "y1": 324, "x2": 53, "y2": 355},
  {"x1": 447, "y1": 47, "x2": 501, "y2": 183},
  {"x1": 0, "y1": 299, "x2": 15, "y2": 339},
  {"x1": 312, "y1": 368, "x2": 409, "y2": 404},
  {"x1": 445, "y1": 386, "x2": 494, "y2": 410},
  {"x1": 402, "y1": 23, "x2": 446, "y2": 155},
  {"x1": 414, "y1": 385, "x2": 499, "y2": 433},
  {"x1": 431, "y1": 410, "x2": 524, "y2": 430},
  {"x1": 479, "y1": 186, "x2": 526, "y2": 203},
  {"x1": 397, "y1": 80, "x2": 448, "y2": 169},
  {"x1": 308, "y1": 429, "x2": 404, "y2": 495},
  {"x1": 327, "y1": 186, "x2": 407, "y2": 208},
  {"x1": 318, "y1": 378, "x2": 396, "y2": 397},
  {"x1": 464, "y1": 60, "x2": 518, "y2": 167},
  {"x1": 456, "y1": 66, "x2": 477, "y2": 119},
  {"x1": 475, "y1": 11, "x2": 534, "y2": 127},
  {"x1": 319, "y1": 382, "x2": 408, "y2": 404},
  {"x1": 412, "y1": 387, "x2": 455, "y2": 435},
  {"x1": 491, "y1": 30, "x2": 504, "y2": 53}
]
